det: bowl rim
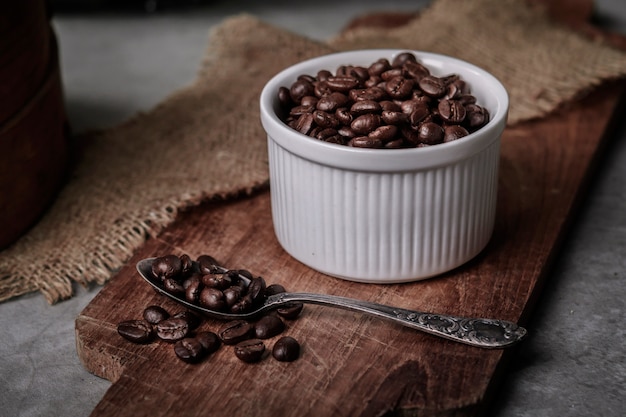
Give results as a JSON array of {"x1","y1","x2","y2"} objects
[{"x1": 260, "y1": 49, "x2": 509, "y2": 172}]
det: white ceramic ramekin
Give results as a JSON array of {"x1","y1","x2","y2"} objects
[{"x1": 260, "y1": 49, "x2": 508, "y2": 283}]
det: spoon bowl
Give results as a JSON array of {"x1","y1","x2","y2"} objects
[{"x1": 137, "y1": 257, "x2": 527, "y2": 348}]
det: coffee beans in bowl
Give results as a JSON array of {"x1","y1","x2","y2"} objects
[
  {"x1": 260, "y1": 49, "x2": 509, "y2": 283},
  {"x1": 276, "y1": 52, "x2": 489, "y2": 149}
]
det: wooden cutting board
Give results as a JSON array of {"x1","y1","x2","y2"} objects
[{"x1": 75, "y1": 3, "x2": 626, "y2": 416}]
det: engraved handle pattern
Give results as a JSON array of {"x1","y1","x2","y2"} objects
[{"x1": 268, "y1": 293, "x2": 527, "y2": 348}]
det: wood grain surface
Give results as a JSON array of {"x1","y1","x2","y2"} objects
[{"x1": 75, "y1": 2, "x2": 626, "y2": 416}]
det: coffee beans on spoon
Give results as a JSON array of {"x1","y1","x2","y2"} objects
[
  {"x1": 118, "y1": 253, "x2": 303, "y2": 365},
  {"x1": 276, "y1": 52, "x2": 490, "y2": 148}
]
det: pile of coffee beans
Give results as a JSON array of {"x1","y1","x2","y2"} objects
[
  {"x1": 276, "y1": 52, "x2": 490, "y2": 148},
  {"x1": 150, "y1": 254, "x2": 301, "y2": 318},
  {"x1": 117, "y1": 253, "x2": 302, "y2": 364}
]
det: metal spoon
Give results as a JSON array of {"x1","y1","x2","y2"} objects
[{"x1": 137, "y1": 257, "x2": 527, "y2": 348}]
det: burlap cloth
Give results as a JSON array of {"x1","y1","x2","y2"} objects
[{"x1": 2, "y1": 0, "x2": 626, "y2": 304}]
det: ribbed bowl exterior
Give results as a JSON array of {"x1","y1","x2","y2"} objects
[{"x1": 268, "y1": 136, "x2": 500, "y2": 283}]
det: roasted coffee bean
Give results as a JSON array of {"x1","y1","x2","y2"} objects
[
  {"x1": 326, "y1": 75, "x2": 360, "y2": 92},
  {"x1": 335, "y1": 107, "x2": 353, "y2": 125},
  {"x1": 324, "y1": 135, "x2": 346, "y2": 145},
  {"x1": 265, "y1": 284, "x2": 286, "y2": 296},
  {"x1": 337, "y1": 126, "x2": 356, "y2": 139},
  {"x1": 380, "y1": 100, "x2": 401, "y2": 112},
  {"x1": 230, "y1": 295, "x2": 253, "y2": 314},
  {"x1": 385, "y1": 76, "x2": 414, "y2": 99},
  {"x1": 418, "y1": 122, "x2": 444, "y2": 145},
  {"x1": 314, "y1": 80, "x2": 332, "y2": 97},
  {"x1": 172, "y1": 310, "x2": 201, "y2": 329},
  {"x1": 185, "y1": 277, "x2": 202, "y2": 304},
  {"x1": 349, "y1": 136, "x2": 383, "y2": 148},
  {"x1": 368, "y1": 58, "x2": 391, "y2": 76},
  {"x1": 156, "y1": 317, "x2": 189, "y2": 342},
  {"x1": 201, "y1": 272, "x2": 231, "y2": 290},
  {"x1": 348, "y1": 66, "x2": 370, "y2": 82},
  {"x1": 392, "y1": 52, "x2": 418, "y2": 68},
  {"x1": 418, "y1": 75, "x2": 447, "y2": 98},
  {"x1": 369, "y1": 125, "x2": 398, "y2": 142},
  {"x1": 174, "y1": 338, "x2": 205, "y2": 363},
  {"x1": 350, "y1": 100, "x2": 382, "y2": 115},
  {"x1": 197, "y1": 254, "x2": 220, "y2": 274},
  {"x1": 295, "y1": 113, "x2": 315, "y2": 135},
  {"x1": 143, "y1": 305, "x2": 170, "y2": 325},
  {"x1": 151, "y1": 255, "x2": 182, "y2": 281},
  {"x1": 289, "y1": 104, "x2": 315, "y2": 117},
  {"x1": 381, "y1": 110, "x2": 408, "y2": 125},
  {"x1": 444, "y1": 125, "x2": 469, "y2": 142},
  {"x1": 464, "y1": 104, "x2": 489, "y2": 129},
  {"x1": 300, "y1": 95, "x2": 318, "y2": 107},
  {"x1": 351, "y1": 114, "x2": 382, "y2": 135},
  {"x1": 223, "y1": 286, "x2": 243, "y2": 308},
  {"x1": 272, "y1": 336, "x2": 300, "y2": 362},
  {"x1": 277, "y1": 86, "x2": 293, "y2": 108},
  {"x1": 409, "y1": 105, "x2": 431, "y2": 127},
  {"x1": 349, "y1": 86, "x2": 387, "y2": 102},
  {"x1": 381, "y1": 68, "x2": 403, "y2": 81},
  {"x1": 316, "y1": 69, "x2": 332, "y2": 81},
  {"x1": 438, "y1": 99, "x2": 466, "y2": 124},
  {"x1": 199, "y1": 287, "x2": 227, "y2": 311},
  {"x1": 316, "y1": 92, "x2": 349, "y2": 112},
  {"x1": 183, "y1": 273, "x2": 201, "y2": 290},
  {"x1": 316, "y1": 127, "x2": 340, "y2": 141},
  {"x1": 277, "y1": 303, "x2": 304, "y2": 320},
  {"x1": 234, "y1": 339, "x2": 266, "y2": 363},
  {"x1": 163, "y1": 277, "x2": 184, "y2": 295},
  {"x1": 385, "y1": 138, "x2": 406, "y2": 149},
  {"x1": 290, "y1": 79, "x2": 315, "y2": 103},
  {"x1": 313, "y1": 110, "x2": 338, "y2": 128},
  {"x1": 247, "y1": 276, "x2": 267, "y2": 304},
  {"x1": 254, "y1": 315, "x2": 285, "y2": 339},
  {"x1": 179, "y1": 254, "x2": 194, "y2": 276},
  {"x1": 218, "y1": 320, "x2": 254, "y2": 345},
  {"x1": 403, "y1": 61, "x2": 430, "y2": 80},
  {"x1": 444, "y1": 79, "x2": 466, "y2": 100},
  {"x1": 196, "y1": 331, "x2": 221, "y2": 354},
  {"x1": 117, "y1": 319, "x2": 153, "y2": 344}
]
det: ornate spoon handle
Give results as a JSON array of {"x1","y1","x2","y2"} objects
[{"x1": 266, "y1": 292, "x2": 527, "y2": 348}]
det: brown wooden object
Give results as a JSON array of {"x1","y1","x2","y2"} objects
[{"x1": 0, "y1": 1, "x2": 70, "y2": 249}]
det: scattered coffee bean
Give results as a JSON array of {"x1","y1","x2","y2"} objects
[
  {"x1": 277, "y1": 52, "x2": 490, "y2": 148},
  {"x1": 156, "y1": 317, "x2": 189, "y2": 342},
  {"x1": 234, "y1": 339, "x2": 266, "y2": 363},
  {"x1": 195, "y1": 331, "x2": 221, "y2": 354},
  {"x1": 272, "y1": 336, "x2": 300, "y2": 362},
  {"x1": 277, "y1": 302, "x2": 304, "y2": 320},
  {"x1": 218, "y1": 320, "x2": 254, "y2": 345},
  {"x1": 255, "y1": 315, "x2": 285, "y2": 339},
  {"x1": 143, "y1": 305, "x2": 170, "y2": 325},
  {"x1": 117, "y1": 319, "x2": 153, "y2": 344},
  {"x1": 174, "y1": 338, "x2": 205, "y2": 363}
]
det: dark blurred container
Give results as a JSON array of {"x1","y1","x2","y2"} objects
[{"x1": 0, "y1": 1, "x2": 70, "y2": 249}]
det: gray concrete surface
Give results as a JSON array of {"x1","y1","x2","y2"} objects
[{"x1": 1, "y1": 1, "x2": 625, "y2": 416}]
